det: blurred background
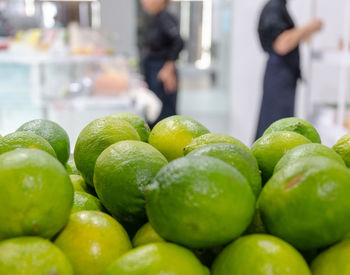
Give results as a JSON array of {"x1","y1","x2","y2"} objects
[{"x1": 0, "y1": 0, "x2": 349, "y2": 147}]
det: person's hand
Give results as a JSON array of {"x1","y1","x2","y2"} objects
[
  {"x1": 306, "y1": 19, "x2": 323, "y2": 34},
  {"x1": 158, "y1": 61, "x2": 177, "y2": 94}
]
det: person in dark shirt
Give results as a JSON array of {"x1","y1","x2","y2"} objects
[
  {"x1": 255, "y1": 0, "x2": 322, "y2": 139},
  {"x1": 140, "y1": 0, "x2": 184, "y2": 127}
]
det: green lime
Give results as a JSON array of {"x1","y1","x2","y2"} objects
[
  {"x1": 184, "y1": 133, "x2": 252, "y2": 157},
  {"x1": 275, "y1": 143, "x2": 345, "y2": 173},
  {"x1": 148, "y1": 115, "x2": 209, "y2": 161},
  {"x1": 65, "y1": 156, "x2": 80, "y2": 175},
  {"x1": 193, "y1": 246, "x2": 224, "y2": 268},
  {"x1": 252, "y1": 131, "x2": 312, "y2": 183},
  {"x1": 72, "y1": 191, "x2": 104, "y2": 213},
  {"x1": 131, "y1": 223, "x2": 222, "y2": 268},
  {"x1": 333, "y1": 133, "x2": 350, "y2": 168},
  {"x1": 187, "y1": 143, "x2": 261, "y2": 197},
  {"x1": 74, "y1": 116, "x2": 140, "y2": 186},
  {"x1": 244, "y1": 208, "x2": 266, "y2": 235},
  {"x1": 132, "y1": 223, "x2": 165, "y2": 248},
  {"x1": 311, "y1": 239, "x2": 350, "y2": 275},
  {"x1": 109, "y1": 113, "x2": 151, "y2": 142},
  {"x1": 70, "y1": 174, "x2": 96, "y2": 195},
  {"x1": 263, "y1": 117, "x2": 321, "y2": 143},
  {"x1": 0, "y1": 131, "x2": 57, "y2": 158},
  {"x1": 105, "y1": 242, "x2": 210, "y2": 275},
  {"x1": 17, "y1": 119, "x2": 70, "y2": 165},
  {"x1": 145, "y1": 156, "x2": 255, "y2": 248},
  {"x1": 54, "y1": 211, "x2": 132, "y2": 275},
  {"x1": 301, "y1": 249, "x2": 320, "y2": 265},
  {"x1": 212, "y1": 234, "x2": 311, "y2": 275},
  {"x1": 94, "y1": 140, "x2": 167, "y2": 231},
  {"x1": 259, "y1": 156, "x2": 350, "y2": 250},
  {"x1": 0, "y1": 237, "x2": 73, "y2": 275},
  {"x1": 0, "y1": 149, "x2": 73, "y2": 241},
  {"x1": 70, "y1": 175, "x2": 88, "y2": 192}
]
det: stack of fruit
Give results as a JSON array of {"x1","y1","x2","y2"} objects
[{"x1": 1, "y1": 114, "x2": 350, "y2": 275}]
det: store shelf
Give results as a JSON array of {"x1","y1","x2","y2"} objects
[
  {"x1": 0, "y1": 53, "x2": 113, "y2": 65},
  {"x1": 0, "y1": 52, "x2": 121, "y2": 110},
  {"x1": 50, "y1": 95, "x2": 135, "y2": 110}
]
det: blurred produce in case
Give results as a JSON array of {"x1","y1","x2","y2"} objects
[
  {"x1": 3, "y1": 23, "x2": 115, "y2": 56},
  {"x1": 68, "y1": 22, "x2": 115, "y2": 56}
]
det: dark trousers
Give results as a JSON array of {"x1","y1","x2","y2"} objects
[
  {"x1": 143, "y1": 58, "x2": 178, "y2": 128},
  {"x1": 255, "y1": 55, "x2": 298, "y2": 140}
]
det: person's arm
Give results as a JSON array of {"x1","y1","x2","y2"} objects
[
  {"x1": 158, "y1": 60, "x2": 177, "y2": 93},
  {"x1": 160, "y1": 13, "x2": 184, "y2": 62},
  {"x1": 273, "y1": 19, "x2": 323, "y2": 56},
  {"x1": 157, "y1": 13, "x2": 184, "y2": 93}
]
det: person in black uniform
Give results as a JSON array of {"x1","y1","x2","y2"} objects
[
  {"x1": 255, "y1": 0, "x2": 322, "y2": 139},
  {"x1": 140, "y1": 0, "x2": 184, "y2": 127}
]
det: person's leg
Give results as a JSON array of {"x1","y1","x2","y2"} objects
[
  {"x1": 255, "y1": 64, "x2": 297, "y2": 140},
  {"x1": 255, "y1": 65, "x2": 276, "y2": 140},
  {"x1": 271, "y1": 68, "x2": 297, "y2": 120},
  {"x1": 159, "y1": 91, "x2": 177, "y2": 118}
]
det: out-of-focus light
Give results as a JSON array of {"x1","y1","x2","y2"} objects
[
  {"x1": 42, "y1": 2, "x2": 57, "y2": 28},
  {"x1": 201, "y1": 0, "x2": 212, "y2": 64},
  {"x1": 195, "y1": 53, "x2": 211, "y2": 70},
  {"x1": 195, "y1": 0, "x2": 212, "y2": 70},
  {"x1": 25, "y1": 0, "x2": 35, "y2": 17},
  {"x1": 180, "y1": 1, "x2": 190, "y2": 39},
  {"x1": 175, "y1": 0, "x2": 213, "y2": 69},
  {"x1": 91, "y1": 1, "x2": 101, "y2": 29}
]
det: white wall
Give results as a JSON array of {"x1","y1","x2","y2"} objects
[
  {"x1": 100, "y1": 0, "x2": 137, "y2": 56},
  {"x1": 229, "y1": 0, "x2": 267, "y2": 145}
]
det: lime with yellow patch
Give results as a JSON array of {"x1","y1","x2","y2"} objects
[
  {"x1": 74, "y1": 116, "x2": 140, "y2": 186},
  {"x1": 184, "y1": 133, "x2": 252, "y2": 156},
  {"x1": 259, "y1": 156, "x2": 350, "y2": 250},
  {"x1": 105, "y1": 242, "x2": 210, "y2": 275},
  {"x1": 263, "y1": 117, "x2": 321, "y2": 143},
  {"x1": 0, "y1": 237, "x2": 73, "y2": 275},
  {"x1": 252, "y1": 131, "x2": 312, "y2": 183},
  {"x1": 109, "y1": 113, "x2": 151, "y2": 142},
  {"x1": 212, "y1": 234, "x2": 311, "y2": 275},
  {"x1": 145, "y1": 156, "x2": 255, "y2": 248},
  {"x1": 148, "y1": 115, "x2": 209, "y2": 161},
  {"x1": 17, "y1": 119, "x2": 70, "y2": 165},
  {"x1": 0, "y1": 149, "x2": 73, "y2": 241},
  {"x1": 94, "y1": 140, "x2": 167, "y2": 231},
  {"x1": 0, "y1": 131, "x2": 56, "y2": 158},
  {"x1": 54, "y1": 211, "x2": 132, "y2": 275},
  {"x1": 333, "y1": 133, "x2": 350, "y2": 168}
]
